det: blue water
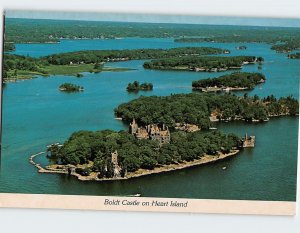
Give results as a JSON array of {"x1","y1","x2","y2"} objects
[{"x1": 1, "y1": 38, "x2": 299, "y2": 201}]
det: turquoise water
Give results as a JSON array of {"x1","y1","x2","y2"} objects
[{"x1": 1, "y1": 38, "x2": 299, "y2": 201}]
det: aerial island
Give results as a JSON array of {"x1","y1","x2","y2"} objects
[
  {"x1": 192, "y1": 72, "x2": 266, "y2": 92},
  {"x1": 127, "y1": 81, "x2": 153, "y2": 92},
  {"x1": 29, "y1": 92, "x2": 298, "y2": 181},
  {"x1": 143, "y1": 56, "x2": 264, "y2": 72},
  {"x1": 59, "y1": 83, "x2": 84, "y2": 92}
]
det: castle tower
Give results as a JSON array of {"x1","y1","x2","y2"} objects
[
  {"x1": 129, "y1": 118, "x2": 138, "y2": 135},
  {"x1": 111, "y1": 150, "x2": 118, "y2": 166},
  {"x1": 111, "y1": 150, "x2": 121, "y2": 178}
]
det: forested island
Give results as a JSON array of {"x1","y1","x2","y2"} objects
[
  {"x1": 3, "y1": 47, "x2": 228, "y2": 82},
  {"x1": 192, "y1": 72, "x2": 266, "y2": 92},
  {"x1": 43, "y1": 47, "x2": 228, "y2": 65},
  {"x1": 288, "y1": 53, "x2": 300, "y2": 59},
  {"x1": 41, "y1": 130, "x2": 241, "y2": 180},
  {"x1": 35, "y1": 92, "x2": 299, "y2": 181},
  {"x1": 143, "y1": 56, "x2": 263, "y2": 72},
  {"x1": 59, "y1": 83, "x2": 84, "y2": 92},
  {"x1": 127, "y1": 81, "x2": 153, "y2": 92},
  {"x1": 115, "y1": 93, "x2": 299, "y2": 129}
]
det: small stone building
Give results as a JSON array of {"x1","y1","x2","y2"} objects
[{"x1": 242, "y1": 134, "x2": 255, "y2": 147}]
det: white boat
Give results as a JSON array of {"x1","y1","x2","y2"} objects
[{"x1": 128, "y1": 194, "x2": 141, "y2": 197}]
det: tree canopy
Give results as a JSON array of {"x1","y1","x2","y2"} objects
[
  {"x1": 115, "y1": 93, "x2": 299, "y2": 129},
  {"x1": 192, "y1": 72, "x2": 266, "y2": 90}
]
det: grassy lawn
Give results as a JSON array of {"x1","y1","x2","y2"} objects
[{"x1": 45, "y1": 64, "x2": 134, "y2": 75}]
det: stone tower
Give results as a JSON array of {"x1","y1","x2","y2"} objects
[
  {"x1": 129, "y1": 118, "x2": 138, "y2": 135},
  {"x1": 111, "y1": 150, "x2": 121, "y2": 178}
]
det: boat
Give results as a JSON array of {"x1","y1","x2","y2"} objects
[{"x1": 128, "y1": 194, "x2": 141, "y2": 197}]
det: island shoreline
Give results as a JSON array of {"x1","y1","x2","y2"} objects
[{"x1": 29, "y1": 149, "x2": 240, "y2": 182}]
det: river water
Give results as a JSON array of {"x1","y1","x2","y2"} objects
[{"x1": 1, "y1": 37, "x2": 299, "y2": 201}]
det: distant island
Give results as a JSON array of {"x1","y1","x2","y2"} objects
[
  {"x1": 174, "y1": 37, "x2": 300, "y2": 53},
  {"x1": 115, "y1": 93, "x2": 299, "y2": 129},
  {"x1": 143, "y1": 56, "x2": 264, "y2": 72},
  {"x1": 288, "y1": 53, "x2": 300, "y2": 59},
  {"x1": 59, "y1": 83, "x2": 84, "y2": 92},
  {"x1": 271, "y1": 41, "x2": 300, "y2": 53},
  {"x1": 3, "y1": 47, "x2": 227, "y2": 82},
  {"x1": 43, "y1": 47, "x2": 228, "y2": 65},
  {"x1": 127, "y1": 81, "x2": 153, "y2": 92},
  {"x1": 236, "y1": 45, "x2": 247, "y2": 50},
  {"x1": 192, "y1": 72, "x2": 266, "y2": 92}
]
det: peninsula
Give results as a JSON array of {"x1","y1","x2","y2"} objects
[
  {"x1": 3, "y1": 47, "x2": 227, "y2": 82},
  {"x1": 143, "y1": 56, "x2": 264, "y2": 72},
  {"x1": 192, "y1": 72, "x2": 266, "y2": 92}
]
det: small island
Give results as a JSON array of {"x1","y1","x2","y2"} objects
[
  {"x1": 59, "y1": 83, "x2": 84, "y2": 92},
  {"x1": 127, "y1": 81, "x2": 153, "y2": 92},
  {"x1": 192, "y1": 72, "x2": 266, "y2": 92},
  {"x1": 236, "y1": 45, "x2": 247, "y2": 50},
  {"x1": 143, "y1": 56, "x2": 264, "y2": 72},
  {"x1": 288, "y1": 53, "x2": 300, "y2": 59}
]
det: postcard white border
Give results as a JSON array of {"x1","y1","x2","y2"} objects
[{"x1": 0, "y1": 194, "x2": 296, "y2": 215}]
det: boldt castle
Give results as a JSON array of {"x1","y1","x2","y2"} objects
[{"x1": 129, "y1": 119, "x2": 171, "y2": 145}]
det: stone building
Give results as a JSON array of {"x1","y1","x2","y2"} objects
[
  {"x1": 129, "y1": 119, "x2": 170, "y2": 145},
  {"x1": 242, "y1": 134, "x2": 255, "y2": 147},
  {"x1": 111, "y1": 150, "x2": 122, "y2": 178}
]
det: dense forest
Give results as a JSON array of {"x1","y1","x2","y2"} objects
[
  {"x1": 115, "y1": 93, "x2": 299, "y2": 129},
  {"x1": 288, "y1": 53, "x2": 300, "y2": 59},
  {"x1": 2, "y1": 54, "x2": 48, "y2": 81},
  {"x1": 5, "y1": 18, "x2": 300, "y2": 53},
  {"x1": 50, "y1": 129, "x2": 241, "y2": 175},
  {"x1": 143, "y1": 56, "x2": 263, "y2": 72},
  {"x1": 59, "y1": 83, "x2": 84, "y2": 92},
  {"x1": 127, "y1": 81, "x2": 153, "y2": 92},
  {"x1": 43, "y1": 47, "x2": 227, "y2": 65},
  {"x1": 192, "y1": 72, "x2": 266, "y2": 90}
]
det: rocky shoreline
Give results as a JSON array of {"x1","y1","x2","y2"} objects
[{"x1": 29, "y1": 150, "x2": 240, "y2": 182}]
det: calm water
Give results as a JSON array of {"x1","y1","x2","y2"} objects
[{"x1": 1, "y1": 38, "x2": 299, "y2": 201}]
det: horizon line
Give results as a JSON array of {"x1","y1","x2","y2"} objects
[{"x1": 4, "y1": 10, "x2": 300, "y2": 28}]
